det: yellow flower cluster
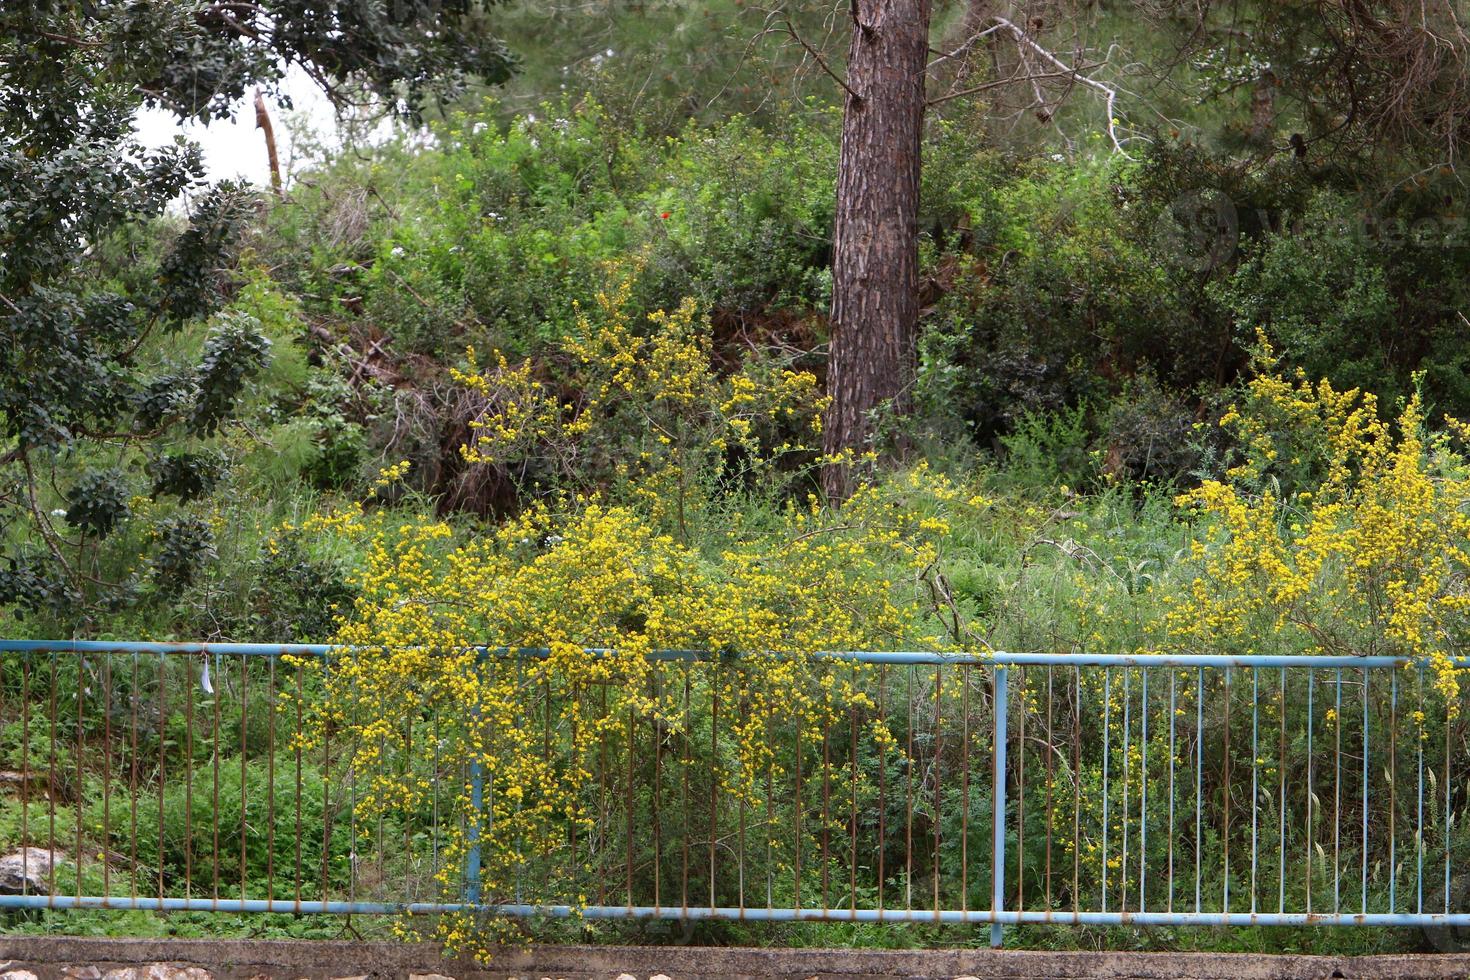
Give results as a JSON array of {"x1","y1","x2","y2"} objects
[
  {"x1": 371, "y1": 459, "x2": 413, "y2": 491},
  {"x1": 292, "y1": 464, "x2": 988, "y2": 957},
  {"x1": 1166, "y1": 338, "x2": 1470, "y2": 703},
  {"x1": 450, "y1": 261, "x2": 829, "y2": 537}
]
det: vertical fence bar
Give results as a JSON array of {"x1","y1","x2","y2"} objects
[
  {"x1": 709, "y1": 664, "x2": 720, "y2": 913},
  {"x1": 1139, "y1": 668, "x2": 1148, "y2": 913},
  {"x1": 182, "y1": 656, "x2": 195, "y2": 902},
  {"x1": 653, "y1": 672, "x2": 662, "y2": 912},
  {"x1": 626, "y1": 691, "x2": 635, "y2": 909},
  {"x1": 795, "y1": 673, "x2": 804, "y2": 913},
  {"x1": 154, "y1": 655, "x2": 163, "y2": 905},
  {"x1": 19, "y1": 653, "x2": 30, "y2": 900},
  {"x1": 266, "y1": 658, "x2": 276, "y2": 904},
  {"x1": 73, "y1": 656, "x2": 83, "y2": 906},
  {"x1": 821, "y1": 666, "x2": 831, "y2": 911},
  {"x1": 1390, "y1": 669, "x2": 1398, "y2": 913},
  {"x1": 1250, "y1": 667, "x2": 1258, "y2": 915},
  {"x1": 1334, "y1": 667, "x2": 1343, "y2": 913},
  {"x1": 1223, "y1": 666, "x2": 1231, "y2": 914},
  {"x1": 683, "y1": 663, "x2": 692, "y2": 917},
  {"x1": 464, "y1": 767, "x2": 484, "y2": 907},
  {"x1": 1073, "y1": 665, "x2": 1082, "y2": 918},
  {"x1": 212, "y1": 655, "x2": 222, "y2": 904},
  {"x1": 598, "y1": 682, "x2": 609, "y2": 910},
  {"x1": 1273, "y1": 668, "x2": 1283, "y2": 914},
  {"x1": 320, "y1": 652, "x2": 332, "y2": 904},
  {"x1": 904, "y1": 665, "x2": 913, "y2": 911},
  {"x1": 1015, "y1": 667, "x2": 1025, "y2": 915},
  {"x1": 295, "y1": 663, "x2": 305, "y2": 910},
  {"x1": 848, "y1": 664, "x2": 857, "y2": 917},
  {"x1": 1120, "y1": 669, "x2": 1131, "y2": 913},
  {"x1": 766, "y1": 668, "x2": 776, "y2": 913},
  {"x1": 1045, "y1": 666, "x2": 1055, "y2": 911},
  {"x1": 1167, "y1": 669, "x2": 1176, "y2": 913},
  {"x1": 1416, "y1": 664, "x2": 1424, "y2": 916},
  {"x1": 1444, "y1": 678, "x2": 1452, "y2": 914},
  {"x1": 932, "y1": 665, "x2": 942, "y2": 917},
  {"x1": 991, "y1": 666, "x2": 1009, "y2": 948},
  {"x1": 1361, "y1": 667, "x2": 1370, "y2": 914},
  {"x1": 240, "y1": 656, "x2": 250, "y2": 905},
  {"x1": 961, "y1": 664, "x2": 970, "y2": 914},
  {"x1": 1305, "y1": 669, "x2": 1314, "y2": 914},
  {"x1": 876, "y1": 664, "x2": 887, "y2": 919},
  {"x1": 1195, "y1": 667, "x2": 1203, "y2": 914},
  {"x1": 1101, "y1": 668, "x2": 1111, "y2": 914},
  {"x1": 464, "y1": 651, "x2": 485, "y2": 907}
]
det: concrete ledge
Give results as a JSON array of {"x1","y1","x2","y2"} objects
[{"x1": 4, "y1": 938, "x2": 1470, "y2": 980}]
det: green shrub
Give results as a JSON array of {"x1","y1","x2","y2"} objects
[
  {"x1": 119, "y1": 754, "x2": 356, "y2": 897},
  {"x1": 996, "y1": 404, "x2": 1096, "y2": 494}
]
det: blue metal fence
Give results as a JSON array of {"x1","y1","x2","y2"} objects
[{"x1": 1, "y1": 639, "x2": 1468, "y2": 945}]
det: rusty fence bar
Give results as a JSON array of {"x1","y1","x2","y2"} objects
[{"x1": 2, "y1": 641, "x2": 1470, "y2": 946}]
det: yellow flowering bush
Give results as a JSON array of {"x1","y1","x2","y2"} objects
[
  {"x1": 450, "y1": 263, "x2": 827, "y2": 537},
  {"x1": 289, "y1": 471, "x2": 988, "y2": 956},
  {"x1": 294, "y1": 256, "x2": 992, "y2": 955},
  {"x1": 1162, "y1": 338, "x2": 1470, "y2": 700},
  {"x1": 1031, "y1": 345, "x2": 1470, "y2": 912}
]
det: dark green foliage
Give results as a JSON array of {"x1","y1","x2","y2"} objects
[
  {"x1": 1, "y1": 287, "x2": 151, "y2": 451},
  {"x1": 244, "y1": 535, "x2": 359, "y2": 642},
  {"x1": 1183, "y1": 1, "x2": 1470, "y2": 169},
  {"x1": 0, "y1": 556, "x2": 82, "y2": 620},
  {"x1": 147, "y1": 450, "x2": 228, "y2": 503},
  {"x1": 1210, "y1": 183, "x2": 1470, "y2": 412},
  {"x1": 133, "y1": 374, "x2": 200, "y2": 433},
  {"x1": 2, "y1": 2, "x2": 513, "y2": 127},
  {"x1": 485, "y1": 0, "x2": 837, "y2": 132},
  {"x1": 650, "y1": 113, "x2": 837, "y2": 315},
  {"x1": 64, "y1": 468, "x2": 132, "y2": 538},
  {"x1": 1100, "y1": 377, "x2": 1213, "y2": 486},
  {"x1": 0, "y1": 0, "x2": 515, "y2": 620},
  {"x1": 914, "y1": 132, "x2": 1470, "y2": 467},
  {"x1": 346, "y1": 103, "x2": 834, "y2": 353},
  {"x1": 190, "y1": 314, "x2": 274, "y2": 436},
  {"x1": 157, "y1": 183, "x2": 258, "y2": 323},
  {"x1": 915, "y1": 150, "x2": 1190, "y2": 447},
  {"x1": 153, "y1": 516, "x2": 217, "y2": 593}
]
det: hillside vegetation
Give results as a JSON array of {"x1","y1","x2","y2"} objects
[{"x1": 5, "y1": 0, "x2": 1470, "y2": 955}]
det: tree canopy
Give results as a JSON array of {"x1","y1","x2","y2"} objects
[{"x1": 0, "y1": 1, "x2": 513, "y2": 619}]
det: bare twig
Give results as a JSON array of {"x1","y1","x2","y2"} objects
[
  {"x1": 34, "y1": 29, "x2": 102, "y2": 48},
  {"x1": 927, "y1": 23, "x2": 1007, "y2": 72},
  {"x1": 756, "y1": 13, "x2": 861, "y2": 103},
  {"x1": 927, "y1": 63, "x2": 1103, "y2": 108},
  {"x1": 988, "y1": 16, "x2": 1132, "y2": 155}
]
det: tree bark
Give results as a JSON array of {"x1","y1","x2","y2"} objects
[
  {"x1": 1246, "y1": 69, "x2": 1276, "y2": 151},
  {"x1": 254, "y1": 90, "x2": 282, "y2": 198},
  {"x1": 822, "y1": 0, "x2": 932, "y2": 500}
]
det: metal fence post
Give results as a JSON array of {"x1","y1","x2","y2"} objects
[
  {"x1": 465, "y1": 760, "x2": 484, "y2": 906},
  {"x1": 992, "y1": 665, "x2": 1009, "y2": 948},
  {"x1": 464, "y1": 650, "x2": 487, "y2": 907}
]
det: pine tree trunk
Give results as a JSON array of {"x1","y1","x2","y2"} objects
[{"x1": 822, "y1": 0, "x2": 932, "y2": 500}]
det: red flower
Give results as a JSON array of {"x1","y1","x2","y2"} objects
[{"x1": 660, "y1": 211, "x2": 671, "y2": 220}]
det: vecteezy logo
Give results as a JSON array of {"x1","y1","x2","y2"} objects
[{"x1": 1154, "y1": 189, "x2": 1239, "y2": 272}]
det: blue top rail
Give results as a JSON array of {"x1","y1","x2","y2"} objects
[{"x1": 0, "y1": 638, "x2": 1462, "y2": 670}]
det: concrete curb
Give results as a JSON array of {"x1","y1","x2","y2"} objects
[{"x1": 3, "y1": 938, "x2": 1470, "y2": 980}]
